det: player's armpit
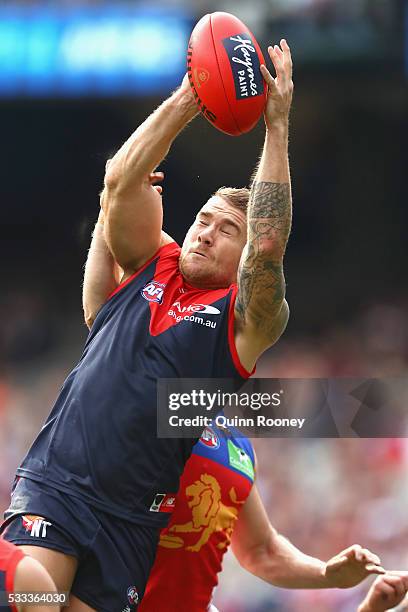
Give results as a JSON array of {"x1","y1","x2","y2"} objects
[{"x1": 235, "y1": 300, "x2": 289, "y2": 373}]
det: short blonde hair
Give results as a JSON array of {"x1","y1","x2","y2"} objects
[{"x1": 214, "y1": 187, "x2": 250, "y2": 215}]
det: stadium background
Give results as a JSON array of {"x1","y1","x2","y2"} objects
[{"x1": 0, "y1": 0, "x2": 407, "y2": 609}]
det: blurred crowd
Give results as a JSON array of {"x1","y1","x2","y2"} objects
[{"x1": 1, "y1": 292, "x2": 408, "y2": 611}]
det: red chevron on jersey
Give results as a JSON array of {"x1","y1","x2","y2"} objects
[
  {"x1": 0, "y1": 538, "x2": 25, "y2": 612},
  {"x1": 147, "y1": 244, "x2": 232, "y2": 336}
]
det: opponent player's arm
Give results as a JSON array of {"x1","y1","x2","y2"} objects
[
  {"x1": 357, "y1": 573, "x2": 408, "y2": 612},
  {"x1": 14, "y1": 555, "x2": 60, "y2": 612},
  {"x1": 102, "y1": 76, "x2": 199, "y2": 275},
  {"x1": 235, "y1": 40, "x2": 293, "y2": 371},
  {"x1": 231, "y1": 484, "x2": 384, "y2": 590}
]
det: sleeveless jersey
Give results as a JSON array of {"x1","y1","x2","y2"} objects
[
  {"x1": 0, "y1": 539, "x2": 24, "y2": 612},
  {"x1": 13, "y1": 243, "x2": 253, "y2": 527},
  {"x1": 140, "y1": 423, "x2": 255, "y2": 611}
]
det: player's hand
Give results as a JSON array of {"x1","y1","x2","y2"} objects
[
  {"x1": 178, "y1": 73, "x2": 198, "y2": 114},
  {"x1": 180, "y1": 73, "x2": 191, "y2": 94},
  {"x1": 149, "y1": 171, "x2": 164, "y2": 195},
  {"x1": 260, "y1": 39, "x2": 293, "y2": 130},
  {"x1": 358, "y1": 572, "x2": 408, "y2": 612},
  {"x1": 324, "y1": 544, "x2": 385, "y2": 589}
]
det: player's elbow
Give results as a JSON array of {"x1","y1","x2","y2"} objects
[
  {"x1": 104, "y1": 149, "x2": 144, "y2": 195},
  {"x1": 258, "y1": 241, "x2": 287, "y2": 262},
  {"x1": 235, "y1": 528, "x2": 281, "y2": 581},
  {"x1": 83, "y1": 305, "x2": 96, "y2": 329},
  {"x1": 104, "y1": 164, "x2": 123, "y2": 194},
  {"x1": 84, "y1": 314, "x2": 95, "y2": 330},
  {"x1": 236, "y1": 540, "x2": 271, "y2": 577}
]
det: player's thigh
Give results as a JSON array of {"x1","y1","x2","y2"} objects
[
  {"x1": 19, "y1": 546, "x2": 77, "y2": 592},
  {"x1": 63, "y1": 594, "x2": 96, "y2": 612}
]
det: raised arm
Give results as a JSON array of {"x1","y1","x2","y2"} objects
[
  {"x1": 83, "y1": 175, "x2": 171, "y2": 328},
  {"x1": 235, "y1": 40, "x2": 293, "y2": 371},
  {"x1": 231, "y1": 484, "x2": 384, "y2": 590},
  {"x1": 102, "y1": 75, "x2": 199, "y2": 275},
  {"x1": 82, "y1": 205, "x2": 118, "y2": 329}
]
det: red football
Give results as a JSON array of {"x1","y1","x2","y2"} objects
[{"x1": 187, "y1": 12, "x2": 267, "y2": 136}]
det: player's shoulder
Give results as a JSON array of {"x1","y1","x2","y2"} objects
[
  {"x1": 160, "y1": 231, "x2": 176, "y2": 248},
  {"x1": 157, "y1": 233, "x2": 180, "y2": 261}
]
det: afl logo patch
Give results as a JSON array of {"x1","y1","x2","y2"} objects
[
  {"x1": 127, "y1": 586, "x2": 139, "y2": 606},
  {"x1": 199, "y1": 426, "x2": 220, "y2": 449},
  {"x1": 141, "y1": 281, "x2": 166, "y2": 304}
]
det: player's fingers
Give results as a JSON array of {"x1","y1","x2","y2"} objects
[
  {"x1": 376, "y1": 581, "x2": 399, "y2": 601},
  {"x1": 386, "y1": 571, "x2": 408, "y2": 580},
  {"x1": 340, "y1": 544, "x2": 362, "y2": 561},
  {"x1": 260, "y1": 64, "x2": 278, "y2": 92},
  {"x1": 149, "y1": 172, "x2": 164, "y2": 184},
  {"x1": 268, "y1": 46, "x2": 285, "y2": 80},
  {"x1": 274, "y1": 43, "x2": 284, "y2": 61},
  {"x1": 280, "y1": 39, "x2": 293, "y2": 78},
  {"x1": 365, "y1": 563, "x2": 386, "y2": 575},
  {"x1": 382, "y1": 575, "x2": 408, "y2": 598},
  {"x1": 360, "y1": 549, "x2": 382, "y2": 566},
  {"x1": 327, "y1": 555, "x2": 348, "y2": 570}
]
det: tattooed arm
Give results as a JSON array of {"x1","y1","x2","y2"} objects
[{"x1": 235, "y1": 40, "x2": 293, "y2": 371}]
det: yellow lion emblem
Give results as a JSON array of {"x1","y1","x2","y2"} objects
[{"x1": 159, "y1": 474, "x2": 244, "y2": 553}]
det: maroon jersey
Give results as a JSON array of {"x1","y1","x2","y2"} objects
[
  {"x1": 140, "y1": 424, "x2": 255, "y2": 611},
  {"x1": 0, "y1": 538, "x2": 24, "y2": 612}
]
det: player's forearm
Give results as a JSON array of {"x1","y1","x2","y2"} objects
[
  {"x1": 247, "y1": 123, "x2": 292, "y2": 262},
  {"x1": 245, "y1": 532, "x2": 329, "y2": 589},
  {"x1": 82, "y1": 213, "x2": 117, "y2": 328},
  {"x1": 254, "y1": 120, "x2": 290, "y2": 185},
  {"x1": 105, "y1": 87, "x2": 198, "y2": 193},
  {"x1": 235, "y1": 133, "x2": 292, "y2": 326}
]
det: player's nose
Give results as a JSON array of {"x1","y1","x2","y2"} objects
[{"x1": 198, "y1": 228, "x2": 214, "y2": 246}]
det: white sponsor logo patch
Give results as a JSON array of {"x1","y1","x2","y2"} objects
[
  {"x1": 22, "y1": 515, "x2": 52, "y2": 538},
  {"x1": 170, "y1": 301, "x2": 220, "y2": 315}
]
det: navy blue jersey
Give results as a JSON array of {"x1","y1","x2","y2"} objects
[{"x1": 14, "y1": 243, "x2": 253, "y2": 527}]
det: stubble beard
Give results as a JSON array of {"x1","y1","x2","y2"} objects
[{"x1": 179, "y1": 255, "x2": 227, "y2": 289}]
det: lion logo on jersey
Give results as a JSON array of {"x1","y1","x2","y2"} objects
[{"x1": 159, "y1": 473, "x2": 245, "y2": 552}]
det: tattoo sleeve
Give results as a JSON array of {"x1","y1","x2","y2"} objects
[{"x1": 236, "y1": 181, "x2": 292, "y2": 334}]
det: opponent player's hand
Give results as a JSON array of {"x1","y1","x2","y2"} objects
[
  {"x1": 324, "y1": 545, "x2": 385, "y2": 589},
  {"x1": 358, "y1": 573, "x2": 408, "y2": 612},
  {"x1": 260, "y1": 39, "x2": 293, "y2": 130}
]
